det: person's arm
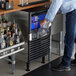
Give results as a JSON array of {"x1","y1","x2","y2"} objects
[
  {"x1": 45, "y1": 0, "x2": 63, "y2": 22},
  {"x1": 40, "y1": 0, "x2": 63, "y2": 26}
]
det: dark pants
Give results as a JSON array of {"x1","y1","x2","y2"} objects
[{"x1": 61, "y1": 10, "x2": 76, "y2": 67}]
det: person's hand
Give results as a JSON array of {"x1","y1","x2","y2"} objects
[{"x1": 40, "y1": 19, "x2": 47, "y2": 26}]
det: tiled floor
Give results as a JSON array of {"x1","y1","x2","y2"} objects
[
  {"x1": 0, "y1": 41, "x2": 60, "y2": 76},
  {"x1": 23, "y1": 57, "x2": 76, "y2": 76}
]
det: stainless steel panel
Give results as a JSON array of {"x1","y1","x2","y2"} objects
[{"x1": 7, "y1": 11, "x2": 29, "y2": 42}]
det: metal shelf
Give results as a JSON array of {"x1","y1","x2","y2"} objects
[{"x1": 0, "y1": 42, "x2": 25, "y2": 59}]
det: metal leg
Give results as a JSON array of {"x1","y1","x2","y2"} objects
[
  {"x1": 41, "y1": 56, "x2": 45, "y2": 63},
  {"x1": 59, "y1": 31, "x2": 63, "y2": 56},
  {"x1": 12, "y1": 54, "x2": 15, "y2": 74},
  {"x1": 26, "y1": 62, "x2": 30, "y2": 71},
  {"x1": 48, "y1": 35, "x2": 52, "y2": 63},
  {"x1": 26, "y1": 13, "x2": 30, "y2": 71},
  {"x1": 71, "y1": 44, "x2": 76, "y2": 59},
  {"x1": 8, "y1": 56, "x2": 12, "y2": 64},
  {"x1": 48, "y1": 35, "x2": 52, "y2": 69}
]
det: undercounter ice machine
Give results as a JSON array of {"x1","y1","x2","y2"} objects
[{"x1": 7, "y1": 6, "x2": 51, "y2": 71}]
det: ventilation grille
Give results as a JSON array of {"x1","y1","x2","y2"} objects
[{"x1": 29, "y1": 34, "x2": 50, "y2": 61}]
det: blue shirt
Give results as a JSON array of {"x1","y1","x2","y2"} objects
[{"x1": 45, "y1": 0, "x2": 76, "y2": 22}]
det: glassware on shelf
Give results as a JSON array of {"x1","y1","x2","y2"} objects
[
  {"x1": 25, "y1": 0, "x2": 28, "y2": 4},
  {"x1": 1, "y1": 35, "x2": 6, "y2": 49},
  {"x1": 0, "y1": 21, "x2": 4, "y2": 36},
  {"x1": 0, "y1": 0, "x2": 13, "y2": 10},
  {"x1": 1, "y1": 0, "x2": 6, "y2": 2},
  {"x1": 0, "y1": 23, "x2": 2, "y2": 37},
  {"x1": 19, "y1": 0, "x2": 28, "y2": 6}
]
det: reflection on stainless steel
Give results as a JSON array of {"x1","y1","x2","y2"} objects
[{"x1": 7, "y1": 11, "x2": 29, "y2": 42}]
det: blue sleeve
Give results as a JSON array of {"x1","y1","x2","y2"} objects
[{"x1": 45, "y1": 0, "x2": 63, "y2": 22}]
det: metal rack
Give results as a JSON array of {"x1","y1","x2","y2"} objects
[
  {"x1": 0, "y1": 42, "x2": 25, "y2": 59},
  {"x1": 0, "y1": 41, "x2": 25, "y2": 74}
]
